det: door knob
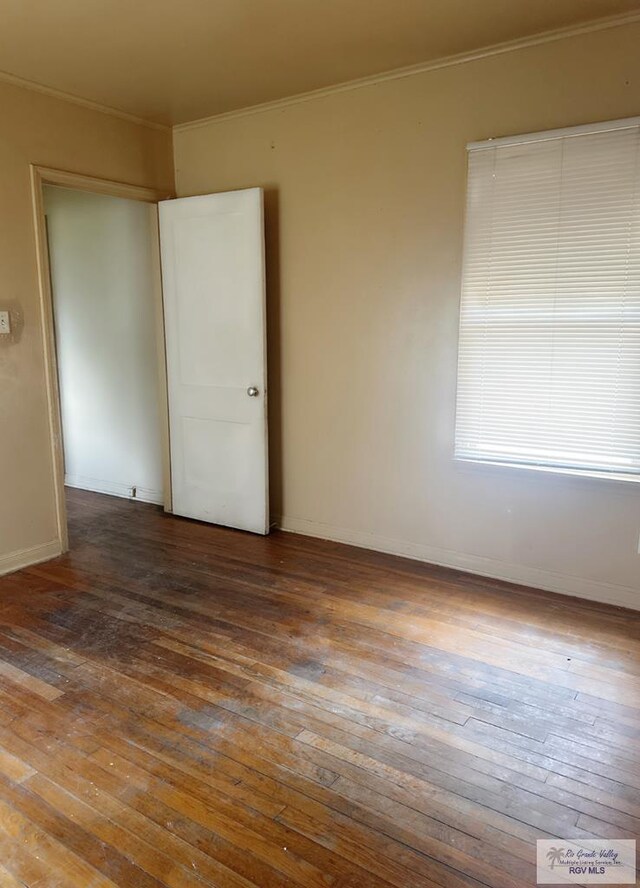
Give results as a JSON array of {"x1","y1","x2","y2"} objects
[{"x1": 247, "y1": 386, "x2": 260, "y2": 397}]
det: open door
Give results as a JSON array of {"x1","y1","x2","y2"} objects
[{"x1": 158, "y1": 188, "x2": 268, "y2": 534}]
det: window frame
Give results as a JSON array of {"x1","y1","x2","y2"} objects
[{"x1": 454, "y1": 115, "x2": 640, "y2": 485}]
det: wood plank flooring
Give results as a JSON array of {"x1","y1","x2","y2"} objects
[{"x1": 0, "y1": 487, "x2": 638, "y2": 887}]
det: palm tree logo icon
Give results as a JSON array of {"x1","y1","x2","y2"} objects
[{"x1": 546, "y1": 848, "x2": 565, "y2": 870}]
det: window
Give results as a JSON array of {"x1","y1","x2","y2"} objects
[{"x1": 455, "y1": 118, "x2": 640, "y2": 478}]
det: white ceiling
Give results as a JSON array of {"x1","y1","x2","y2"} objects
[{"x1": 1, "y1": 0, "x2": 639, "y2": 125}]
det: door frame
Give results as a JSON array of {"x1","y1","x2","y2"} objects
[{"x1": 30, "y1": 164, "x2": 173, "y2": 553}]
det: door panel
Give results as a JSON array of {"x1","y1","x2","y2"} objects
[{"x1": 158, "y1": 188, "x2": 268, "y2": 534}]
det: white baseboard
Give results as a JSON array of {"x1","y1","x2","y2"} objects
[
  {"x1": 65, "y1": 474, "x2": 163, "y2": 505},
  {"x1": 275, "y1": 515, "x2": 639, "y2": 612},
  {"x1": 0, "y1": 539, "x2": 62, "y2": 577}
]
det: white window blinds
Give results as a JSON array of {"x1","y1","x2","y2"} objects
[{"x1": 455, "y1": 119, "x2": 640, "y2": 476}]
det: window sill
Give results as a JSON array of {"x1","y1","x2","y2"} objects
[{"x1": 454, "y1": 457, "x2": 640, "y2": 487}]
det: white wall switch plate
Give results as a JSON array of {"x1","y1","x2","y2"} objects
[{"x1": 0, "y1": 311, "x2": 10, "y2": 334}]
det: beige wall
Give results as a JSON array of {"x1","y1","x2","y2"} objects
[
  {"x1": 174, "y1": 22, "x2": 640, "y2": 608},
  {"x1": 0, "y1": 81, "x2": 173, "y2": 571}
]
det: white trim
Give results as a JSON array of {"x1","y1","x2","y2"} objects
[
  {"x1": 275, "y1": 515, "x2": 639, "y2": 612},
  {"x1": 0, "y1": 540, "x2": 62, "y2": 577},
  {"x1": 174, "y1": 10, "x2": 640, "y2": 133},
  {"x1": 0, "y1": 68, "x2": 169, "y2": 132},
  {"x1": 455, "y1": 457, "x2": 640, "y2": 486},
  {"x1": 467, "y1": 115, "x2": 640, "y2": 151},
  {"x1": 129, "y1": 486, "x2": 164, "y2": 505},
  {"x1": 65, "y1": 474, "x2": 163, "y2": 505}
]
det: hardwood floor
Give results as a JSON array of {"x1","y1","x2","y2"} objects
[{"x1": 0, "y1": 488, "x2": 638, "y2": 887}]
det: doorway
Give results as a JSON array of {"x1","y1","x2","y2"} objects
[
  {"x1": 31, "y1": 166, "x2": 269, "y2": 554},
  {"x1": 45, "y1": 185, "x2": 167, "y2": 510},
  {"x1": 32, "y1": 166, "x2": 171, "y2": 553}
]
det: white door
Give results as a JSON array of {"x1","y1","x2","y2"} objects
[{"x1": 158, "y1": 188, "x2": 268, "y2": 534}]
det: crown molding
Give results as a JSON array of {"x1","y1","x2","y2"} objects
[
  {"x1": 1, "y1": 7, "x2": 638, "y2": 135},
  {"x1": 0, "y1": 68, "x2": 170, "y2": 132},
  {"x1": 174, "y1": 9, "x2": 640, "y2": 134}
]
